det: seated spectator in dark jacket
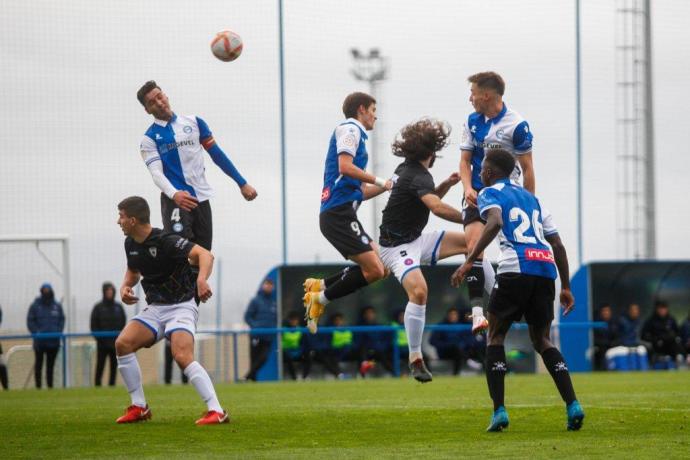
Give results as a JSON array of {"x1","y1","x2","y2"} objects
[
  {"x1": 681, "y1": 310, "x2": 690, "y2": 363},
  {"x1": 355, "y1": 306, "x2": 393, "y2": 377},
  {"x1": 303, "y1": 322, "x2": 342, "y2": 379},
  {"x1": 243, "y1": 278, "x2": 278, "y2": 381},
  {"x1": 27, "y1": 283, "x2": 65, "y2": 389},
  {"x1": 641, "y1": 300, "x2": 684, "y2": 365},
  {"x1": 592, "y1": 304, "x2": 620, "y2": 371},
  {"x1": 618, "y1": 303, "x2": 642, "y2": 347},
  {"x1": 430, "y1": 307, "x2": 484, "y2": 375},
  {"x1": 90, "y1": 282, "x2": 126, "y2": 386},
  {"x1": 282, "y1": 311, "x2": 305, "y2": 380}
]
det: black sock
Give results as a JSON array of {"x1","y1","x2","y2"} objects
[
  {"x1": 541, "y1": 347, "x2": 576, "y2": 405},
  {"x1": 323, "y1": 266, "x2": 357, "y2": 289},
  {"x1": 0, "y1": 364, "x2": 7, "y2": 390},
  {"x1": 467, "y1": 259, "x2": 485, "y2": 307},
  {"x1": 324, "y1": 266, "x2": 368, "y2": 301},
  {"x1": 485, "y1": 345, "x2": 507, "y2": 411}
]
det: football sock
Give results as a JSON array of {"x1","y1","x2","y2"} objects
[
  {"x1": 472, "y1": 306, "x2": 484, "y2": 319},
  {"x1": 323, "y1": 265, "x2": 368, "y2": 301},
  {"x1": 482, "y1": 257, "x2": 496, "y2": 294},
  {"x1": 323, "y1": 266, "x2": 358, "y2": 289},
  {"x1": 485, "y1": 345, "x2": 507, "y2": 411},
  {"x1": 541, "y1": 347, "x2": 577, "y2": 405},
  {"x1": 404, "y1": 302, "x2": 426, "y2": 361},
  {"x1": 117, "y1": 353, "x2": 146, "y2": 408},
  {"x1": 467, "y1": 259, "x2": 485, "y2": 307},
  {"x1": 184, "y1": 361, "x2": 223, "y2": 413}
]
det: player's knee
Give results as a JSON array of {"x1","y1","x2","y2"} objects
[
  {"x1": 363, "y1": 263, "x2": 385, "y2": 283},
  {"x1": 487, "y1": 333, "x2": 505, "y2": 347},
  {"x1": 173, "y1": 349, "x2": 194, "y2": 369},
  {"x1": 115, "y1": 336, "x2": 133, "y2": 356},
  {"x1": 409, "y1": 285, "x2": 428, "y2": 304},
  {"x1": 530, "y1": 336, "x2": 551, "y2": 354}
]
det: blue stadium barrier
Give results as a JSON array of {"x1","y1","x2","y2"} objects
[{"x1": 0, "y1": 322, "x2": 605, "y2": 387}]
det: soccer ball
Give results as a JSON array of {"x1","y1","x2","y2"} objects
[{"x1": 210, "y1": 30, "x2": 243, "y2": 62}]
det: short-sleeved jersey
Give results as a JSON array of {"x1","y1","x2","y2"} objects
[
  {"x1": 125, "y1": 228, "x2": 196, "y2": 305},
  {"x1": 478, "y1": 179, "x2": 557, "y2": 279},
  {"x1": 379, "y1": 160, "x2": 435, "y2": 247},
  {"x1": 459, "y1": 104, "x2": 533, "y2": 191},
  {"x1": 320, "y1": 118, "x2": 369, "y2": 213},
  {"x1": 140, "y1": 114, "x2": 215, "y2": 202}
]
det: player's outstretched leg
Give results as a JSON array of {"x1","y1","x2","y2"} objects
[
  {"x1": 484, "y1": 313, "x2": 512, "y2": 432},
  {"x1": 114, "y1": 321, "x2": 155, "y2": 423},
  {"x1": 170, "y1": 331, "x2": 228, "y2": 425},
  {"x1": 303, "y1": 251, "x2": 384, "y2": 333},
  {"x1": 436, "y1": 230, "x2": 488, "y2": 334},
  {"x1": 401, "y1": 269, "x2": 431, "y2": 383},
  {"x1": 529, "y1": 324, "x2": 584, "y2": 431}
]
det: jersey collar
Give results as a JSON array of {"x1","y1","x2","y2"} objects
[
  {"x1": 495, "y1": 177, "x2": 511, "y2": 186},
  {"x1": 484, "y1": 103, "x2": 507, "y2": 124},
  {"x1": 153, "y1": 112, "x2": 177, "y2": 127}
]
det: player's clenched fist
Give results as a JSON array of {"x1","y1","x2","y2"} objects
[
  {"x1": 120, "y1": 286, "x2": 139, "y2": 305},
  {"x1": 197, "y1": 278, "x2": 213, "y2": 303}
]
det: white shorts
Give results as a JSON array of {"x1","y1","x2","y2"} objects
[
  {"x1": 132, "y1": 298, "x2": 199, "y2": 343},
  {"x1": 380, "y1": 231, "x2": 445, "y2": 282}
]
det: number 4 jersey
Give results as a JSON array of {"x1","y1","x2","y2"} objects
[{"x1": 478, "y1": 179, "x2": 557, "y2": 279}]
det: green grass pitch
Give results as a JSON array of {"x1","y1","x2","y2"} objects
[{"x1": 2, "y1": 372, "x2": 689, "y2": 459}]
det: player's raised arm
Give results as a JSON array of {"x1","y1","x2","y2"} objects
[
  {"x1": 420, "y1": 193, "x2": 463, "y2": 224},
  {"x1": 517, "y1": 152, "x2": 535, "y2": 194},
  {"x1": 120, "y1": 268, "x2": 141, "y2": 305},
  {"x1": 197, "y1": 117, "x2": 257, "y2": 201},
  {"x1": 187, "y1": 245, "x2": 214, "y2": 303},
  {"x1": 339, "y1": 154, "x2": 392, "y2": 193}
]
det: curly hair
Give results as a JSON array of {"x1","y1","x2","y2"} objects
[{"x1": 391, "y1": 118, "x2": 451, "y2": 162}]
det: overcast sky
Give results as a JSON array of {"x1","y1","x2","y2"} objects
[{"x1": 1, "y1": 0, "x2": 688, "y2": 331}]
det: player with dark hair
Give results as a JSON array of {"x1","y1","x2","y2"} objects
[
  {"x1": 377, "y1": 118, "x2": 489, "y2": 382},
  {"x1": 459, "y1": 71, "x2": 535, "y2": 330},
  {"x1": 302, "y1": 92, "x2": 392, "y2": 333},
  {"x1": 452, "y1": 149, "x2": 584, "y2": 432},
  {"x1": 114, "y1": 196, "x2": 228, "y2": 425},
  {"x1": 137, "y1": 80, "x2": 257, "y2": 251}
]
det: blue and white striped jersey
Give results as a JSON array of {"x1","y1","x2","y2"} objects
[
  {"x1": 320, "y1": 118, "x2": 369, "y2": 213},
  {"x1": 478, "y1": 179, "x2": 557, "y2": 279},
  {"x1": 459, "y1": 104, "x2": 533, "y2": 191},
  {"x1": 140, "y1": 114, "x2": 216, "y2": 202}
]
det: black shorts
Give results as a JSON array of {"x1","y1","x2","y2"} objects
[
  {"x1": 488, "y1": 273, "x2": 555, "y2": 326},
  {"x1": 160, "y1": 193, "x2": 213, "y2": 250},
  {"x1": 320, "y1": 203, "x2": 373, "y2": 259},
  {"x1": 461, "y1": 191, "x2": 482, "y2": 226}
]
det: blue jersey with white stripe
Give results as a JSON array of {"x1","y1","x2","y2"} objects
[
  {"x1": 320, "y1": 119, "x2": 369, "y2": 213},
  {"x1": 459, "y1": 104, "x2": 533, "y2": 191},
  {"x1": 140, "y1": 113, "x2": 215, "y2": 201},
  {"x1": 478, "y1": 179, "x2": 557, "y2": 279}
]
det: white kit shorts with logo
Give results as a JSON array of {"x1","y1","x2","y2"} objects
[
  {"x1": 132, "y1": 297, "x2": 199, "y2": 343},
  {"x1": 380, "y1": 231, "x2": 446, "y2": 282}
]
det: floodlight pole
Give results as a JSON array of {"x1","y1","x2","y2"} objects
[{"x1": 350, "y1": 48, "x2": 389, "y2": 243}]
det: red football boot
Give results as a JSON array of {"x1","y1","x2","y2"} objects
[
  {"x1": 195, "y1": 410, "x2": 230, "y2": 426},
  {"x1": 116, "y1": 404, "x2": 151, "y2": 423}
]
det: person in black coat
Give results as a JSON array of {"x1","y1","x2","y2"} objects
[
  {"x1": 90, "y1": 282, "x2": 127, "y2": 386},
  {"x1": 641, "y1": 300, "x2": 684, "y2": 365},
  {"x1": 0, "y1": 304, "x2": 8, "y2": 389},
  {"x1": 27, "y1": 283, "x2": 65, "y2": 389},
  {"x1": 355, "y1": 306, "x2": 393, "y2": 377}
]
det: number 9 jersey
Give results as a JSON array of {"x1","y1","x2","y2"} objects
[{"x1": 477, "y1": 179, "x2": 558, "y2": 280}]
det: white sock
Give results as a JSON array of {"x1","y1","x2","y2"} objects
[
  {"x1": 117, "y1": 353, "x2": 146, "y2": 408},
  {"x1": 472, "y1": 306, "x2": 484, "y2": 319},
  {"x1": 404, "y1": 302, "x2": 426, "y2": 361},
  {"x1": 318, "y1": 291, "x2": 330, "y2": 305},
  {"x1": 482, "y1": 257, "x2": 496, "y2": 294},
  {"x1": 184, "y1": 361, "x2": 223, "y2": 413}
]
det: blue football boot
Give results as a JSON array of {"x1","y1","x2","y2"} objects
[
  {"x1": 486, "y1": 406, "x2": 509, "y2": 432},
  {"x1": 566, "y1": 400, "x2": 585, "y2": 431}
]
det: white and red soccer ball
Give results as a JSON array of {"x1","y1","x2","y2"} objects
[{"x1": 210, "y1": 30, "x2": 243, "y2": 62}]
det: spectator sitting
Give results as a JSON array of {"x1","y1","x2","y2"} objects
[
  {"x1": 618, "y1": 303, "x2": 642, "y2": 347},
  {"x1": 330, "y1": 313, "x2": 355, "y2": 370},
  {"x1": 243, "y1": 278, "x2": 278, "y2": 381},
  {"x1": 27, "y1": 283, "x2": 65, "y2": 389},
  {"x1": 90, "y1": 282, "x2": 126, "y2": 387},
  {"x1": 282, "y1": 311, "x2": 305, "y2": 380},
  {"x1": 592, "y1": 304, "x2": 620, "y2": 371},
  {"x1": 355, "y1": 306, "x2": 394, "y2": 377},
  {"x1": 641, "y1": 300, "x2": 684, "y2": 368},
  {"x1": 430, "y1": 307, "x2": 484, "y2": 375},
  {"x1": 303, "y1": 319, "x2": 342, "y2": 380},
  {"x1": 681, "y1": 309, "x2": 690, "y2": 365}
]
